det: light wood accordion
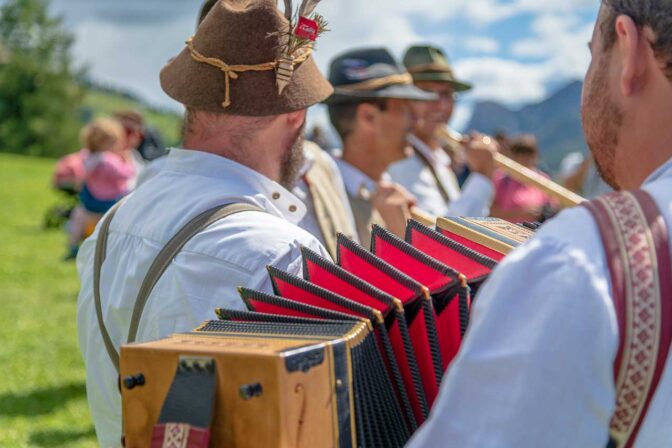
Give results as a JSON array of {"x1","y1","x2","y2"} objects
[{"x1": 121, "y1": 219, "x2": 535, "y2": 447}]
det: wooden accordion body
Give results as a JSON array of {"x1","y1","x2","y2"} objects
[{"x1": 121, "y1": 320, "x2": 408, "y2": 447}]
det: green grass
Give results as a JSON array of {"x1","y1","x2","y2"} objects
[{"x1": 0, "y1": 153, "x2": 97, "y2": 447}]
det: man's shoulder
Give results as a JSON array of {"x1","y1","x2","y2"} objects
[
  {"x1": 533, "y1": 205, "x2": 599, "y2": 250},
  {"x1": 493, "y1": 205, "x2": 606, "y2": 286}
]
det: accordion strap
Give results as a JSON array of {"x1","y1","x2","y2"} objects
[
  {"x1": 93, "y1": 201, "x2": 263, "y2": 373},
  {"x1": 584, "y1": 190, "x2": 672, "y2": 448}
]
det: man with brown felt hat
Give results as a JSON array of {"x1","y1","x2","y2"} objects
[
  {"x1": 326, "y1": 47, "x2": 437, "y2": 247},
  {"x1": 388, "y1": 44, "x2": 497, "y2": 218},
  {"x1": 76, "y1": 1, "x2": 334, "y2": 445}
]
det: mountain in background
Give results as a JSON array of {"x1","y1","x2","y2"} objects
[{"x1": 466, "y1": 80, "x2": 587, "y2": 174}]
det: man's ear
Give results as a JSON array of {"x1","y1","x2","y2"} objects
[
  {"x1": 285, "y1": 109, "x2": 307, "y2": 130},
  {"x1": 355, "y1": 103, "x2": 380, "y2": 133},
  {"x1": 614, "y1": 14, "x2": 648, "y2": 96}
]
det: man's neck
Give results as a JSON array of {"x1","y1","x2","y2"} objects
[
  {"x1": 413, "y1": 130, "x2": 440, "y2": 151},
  {"x1": 184, "y1": 135, "x2": 282, "y2": 182}
]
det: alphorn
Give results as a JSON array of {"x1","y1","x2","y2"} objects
[{"x1": 437, "y1": 127, "x2": 586, "y2": 208}]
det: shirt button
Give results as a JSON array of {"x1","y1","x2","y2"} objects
[
  {"x1": 289, "y1": 205, "x2": 297, "y2": 213},
  {"x1": 272, "y1": 192, "x2": 280, "y2": 200}
]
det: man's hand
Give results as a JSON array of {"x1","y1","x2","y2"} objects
[
  {"x1": 463, "y1": 133, "x2": 498, "y2": 179},
  {"x1": 372, "y1": 181, "x2": 416, "y2": 239}
]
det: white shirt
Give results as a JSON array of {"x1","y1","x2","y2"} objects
[
  {"x1": 388, "y1": 134, "x2": 493, "y2": 217},
  {"x1": 335, "y1": 156, "x2": 380, "y2": 199},
  {"x1": 407, "y1": 158, "x2": 672, "y2": 447},
  {"x1": 294, "y1": 148, "x2": 359, "y2": 245},
  {"x1": 76, "y1": 149, "x2": 330, "y2": 447},
  {"x1": 134, "y1": 153, "x2": 169, "y2": 187}
]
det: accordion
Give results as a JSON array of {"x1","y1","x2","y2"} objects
[{"x1": 121, "y1": 219, "x2": 534, "y2": 447}]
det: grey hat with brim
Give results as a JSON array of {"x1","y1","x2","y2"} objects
[
  {"x1": 327, "y1": 83, "x2": 437, "y2": 103},
  {"x1": 325, "y1": 47, "x2": 438, "y2": 104}
]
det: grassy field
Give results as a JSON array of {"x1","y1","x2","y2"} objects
[{"x1": 0, "y1": 153, "x2": 97, "y2": 447}]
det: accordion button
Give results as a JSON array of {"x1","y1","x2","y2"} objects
[{"x1": 122, "y1": 374, "x2": 146, "y2": 390}]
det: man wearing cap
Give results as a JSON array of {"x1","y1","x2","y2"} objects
[
  {"x1": 387, "y1": 45, "x2": 496, "y2": 218},
  {"x1": 326, "y1": 48, "x2": 437, "y2": 247},
  {"x1": 76, "y1": 1, "x2": 334, "y2": 445}
]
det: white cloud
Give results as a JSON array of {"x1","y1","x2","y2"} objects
[
  {"x1": 510, "y1": 13, "x2": 594, "y2": 78},
  {"x1": 48, "y1": 0, "x2": 598, "y2": 120},
  {"x1": 463, "y1": 37, "x2": 500, "y2": 54},
  {"x1": 454, "y1": 58, "x2": 551, "y2": 104},
  {"x1": 71, "y1": 15, "x2": 193, "y2": 110}
]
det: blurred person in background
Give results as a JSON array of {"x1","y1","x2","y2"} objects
[
  {"x1": 66, "y1": 117, "x2": 135, "y2": 259},
  {"x1": 326, "y1": 47, "x2": 437, "y2": 247},
  {"x1": 388, "y1": 45, "x2": 497, "y2": 218},
  {"x1": 560, "y1": 151, "x2": 613, "y2": 199},
  {"x1": 490, "y1": 135, "x2": 557, "y2": 223}
]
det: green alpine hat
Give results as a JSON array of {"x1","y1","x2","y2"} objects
[{"x1": 403, "y1": 45, "x2": 472, "y2": 92}]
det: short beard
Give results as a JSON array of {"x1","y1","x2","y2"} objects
[
  {"x1": 581, "y1": 56, "x2": 624, "y2": 190},
  {"x1": 279, "y1": 122, "x2": 306, "y2": 189}
]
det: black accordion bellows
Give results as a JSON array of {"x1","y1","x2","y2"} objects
[{"x1": 195, "y1": 319, "x2": 411, "y2": 447}]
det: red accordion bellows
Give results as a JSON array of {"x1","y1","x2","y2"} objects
[
  {"x1": 371, "y1": 225, "x2": 469, "y2": 371},
  {"x1": 336, "y1": 234, "x2": 443, "y2": 410}
]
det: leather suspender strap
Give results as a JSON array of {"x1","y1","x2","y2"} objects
[
  {"x1": 584, "y1": 190, "x2": 672, "y2": 448},
  {"x1": 126, "y1": 203, "x2": 263, "y2": 345},
  {"x1": 93, "y1": 199, "x2": 128, "y2": 373},
  {"x1": 94, "y1": 202, "x2": 263, "y2": 373},
  {"x1": 411, "y1": 143, "x2": 452, "y2": 204}
]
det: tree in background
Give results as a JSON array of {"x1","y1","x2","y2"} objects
[{"x1": 0, "y1": 0, "x2": 84, "y2": 157}]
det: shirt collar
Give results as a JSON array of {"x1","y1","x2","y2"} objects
[
  {"x1": 335, "y1": 157, "x2": 377, "y2": 198},
  {"x1": 408, "y1": 134, "x2": 452, "y2": 166},
  {"x1": 163, "y1": 148, "x2": 307, "y2": 225},
  {"x1": 644, "y1": 156, "x2": 672, "y2": 185}
]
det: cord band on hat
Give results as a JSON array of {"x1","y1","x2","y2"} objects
[
  {"x1": 336, "y1": 73, "x2": 413, "y2": 92},
  {"x1": 186, "y1": 36, "x2": 312, "y2": 108}
]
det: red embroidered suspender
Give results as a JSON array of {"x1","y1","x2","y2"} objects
[{"x1": 585, "y1": 190, "x2": 672, "y2": 448}]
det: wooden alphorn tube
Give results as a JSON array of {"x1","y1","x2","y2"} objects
[{"x1": 437, "y1": 127, "x2": 586, "y2": 208}]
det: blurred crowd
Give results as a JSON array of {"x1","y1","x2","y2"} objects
[{"x1": 52, "y1": 110, "x2": 166, "y2": 259}]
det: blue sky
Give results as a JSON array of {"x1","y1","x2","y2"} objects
[{"x1": 43, "y1": 0, "x2": 600, "y2": 130}]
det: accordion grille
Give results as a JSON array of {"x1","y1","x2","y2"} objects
[{"x1": 195, "y1": 320, "x2": 360, "y2": 338}]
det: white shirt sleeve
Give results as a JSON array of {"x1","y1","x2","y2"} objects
[
  {"x1": 407, "y1": 218, "x2": 619, "y2": 447},
  {"x1": 445, "y1": 172, "x2": 494, "y2": 217}
]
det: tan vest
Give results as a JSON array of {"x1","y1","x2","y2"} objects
[
  {"x1": 303, "y1": 142, "x2": 358, "y2": 258},
  {"x1": 347, "y1": 192, "x2": 384, "y2": 251}
]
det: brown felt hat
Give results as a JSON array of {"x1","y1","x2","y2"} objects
[{"x1": 160, "y1": 0, "x2": 333, "y2": 117}]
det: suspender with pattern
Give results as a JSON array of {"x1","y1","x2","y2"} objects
[
  {"x1": 584, "y1": 190, "x2": 672, "y2": 448},
  {"x1": 93, "y1": 201, "x2": 263, "y2": 373}
]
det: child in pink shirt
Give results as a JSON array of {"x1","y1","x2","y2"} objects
[{"x1": 66, "y1": 118, "x2": 135, "y2": 259}]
